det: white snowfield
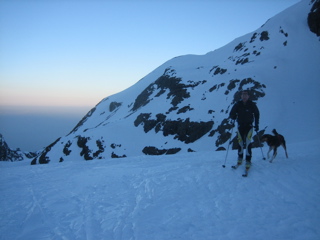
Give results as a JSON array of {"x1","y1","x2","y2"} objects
[{"x1": 1, "y1": 139, "x2": 319, "y2": 240}]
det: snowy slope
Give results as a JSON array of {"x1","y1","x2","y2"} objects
[
  {"x1": 28, "y1": 0, "x2": 320, "y2": 164},
  {"x1": 1, "y1": 140, "x2": 319, "y2": 240}
]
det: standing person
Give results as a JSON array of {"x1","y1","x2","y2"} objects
[{"x1": 229, "y1": 90, "x2": 260, "y2": 172}]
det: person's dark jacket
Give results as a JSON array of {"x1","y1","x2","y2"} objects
[{"x1": 229, "y1": 100, "x2": 260, "y2": 128}]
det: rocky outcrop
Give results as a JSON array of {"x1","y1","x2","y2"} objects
[
  {"x1": 134, "y1": 113, "x2": 214, "y2": 144},
  {"x1": 308, "y1": 0, "x2": 320, "y2": 36},
  {"x1": 131, "y1": 69, "x2": 205, "y2": 112},
  {"x1": 0, "y1": 133, "x2": 37, "y2": 162},
  {"x1": 31, "y1": 137, "x2": 61, "y2": 164},
  {"x1": 142, "y1": 146, "x2": 181, "y2": 155}
]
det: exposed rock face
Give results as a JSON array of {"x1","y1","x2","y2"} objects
[
  {"x1": 131, "y1": 72, "x2": 203, "y2": 113},
  {"x1": 109, "y1": 101, "x2": 122, "y2": 112},
  {"x1": 142, "y1": 146, "x2": 181, "y2": 155},
  {"x1": 31, "y1": 137, "x2": 60, "y2": 164},
  {"x1": 134, "y1": 113, "x2": 214, "y2": 144},
  {"x1": 0, "y1": 134, "x2": 37, "y2": 162},
  {"x1": 308, "y1": 0, "x2": 320, "y2": 36}
]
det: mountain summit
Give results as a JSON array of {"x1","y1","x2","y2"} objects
[{"x1": 32, "y1": 0, "x2": 320, "y2": 164}]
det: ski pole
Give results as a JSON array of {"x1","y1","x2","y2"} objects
[
  {"x1": 222, "y1": 120, "x2": 235, "y2": 168},
  {"x1": 255, "y1": 131, "x2": 266, "y2": 160}
]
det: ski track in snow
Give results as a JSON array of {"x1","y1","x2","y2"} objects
[{"x1": 1, "y1": 140, "x2": 320, "y2": 240}]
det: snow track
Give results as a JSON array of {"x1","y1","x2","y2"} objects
[{"x1": 1, "y1": 140, "x2": 320, "y2": 240}]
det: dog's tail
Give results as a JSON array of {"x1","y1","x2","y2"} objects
[{"x1": 272, "y1": 129, "x2": 278, "y2": 136}]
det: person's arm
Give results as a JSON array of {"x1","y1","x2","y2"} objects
[
  {"x1": 253, "y1": 103, "x2": 260, "y2": 131},
  {"x1": 229, "y1": 102, "x2": 238, "y2": 120}
]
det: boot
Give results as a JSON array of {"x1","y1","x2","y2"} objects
[{"x1": 245, "y1": 161, "x2": 251, "y2": 171}]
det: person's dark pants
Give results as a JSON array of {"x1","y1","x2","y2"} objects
[{"x1": 237, "y1": 124, "x2": 253, "y2": 167}]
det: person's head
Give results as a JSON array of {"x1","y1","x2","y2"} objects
[{"x1": 241, "y1": 90, "x2": 250, "y2": 103}]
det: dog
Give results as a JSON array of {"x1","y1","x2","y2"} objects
[{"x1": 261, "y1": 129, "x2": 288, "y2": 163}]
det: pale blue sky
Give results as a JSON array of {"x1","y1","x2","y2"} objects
[{"x1": 0, "y1": 0, "x2": 300, "y2": 109}]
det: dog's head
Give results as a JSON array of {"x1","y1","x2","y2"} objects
[{"x1": 260, "y1": 134, "x2": 275, "y2": 145}]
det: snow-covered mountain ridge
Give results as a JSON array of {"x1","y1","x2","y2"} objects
[
  {"x1": 26, "y1": 0, "x2": 320, "y2": 163},
  {"x1": 0, "y1": 134, "x2": 37, "y2": 162}
]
